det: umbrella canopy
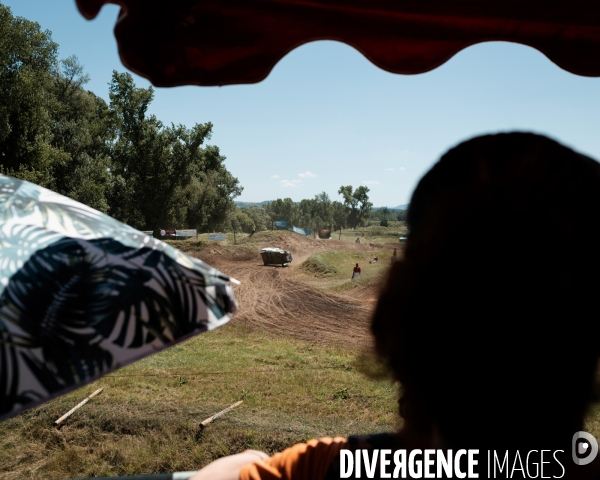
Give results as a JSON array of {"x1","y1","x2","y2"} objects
[
  {"x1": 75, "y1": 0, "x2": 600, "y2": 87},
  {"x1": 0, "y1": 175, "x2": 238, "y2": 421}
]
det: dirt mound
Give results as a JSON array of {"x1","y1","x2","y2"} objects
[
  {"x1": 250, "y1": 231, "x2": 330, "y2": 253},
  {"x1": 299, "y1": 255, "x2": 339, "y2": 277}
]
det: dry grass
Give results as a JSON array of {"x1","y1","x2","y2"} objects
[
  {"x1": 296, "y1": 248, "x2": 394, "y2": 300},
  {"x1": 5, "y1": 232, "x2": 599, "y2": 479},
  {"x1": 334, "y1": 224, "x2": 408, "y2": 244},
  {"x1": 0, "y1": 323, "x2": 399, "y2": 479}
]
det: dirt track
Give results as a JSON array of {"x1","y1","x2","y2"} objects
[{"x1": 195, "y1": 234, "x2": 383, "y2": 347}]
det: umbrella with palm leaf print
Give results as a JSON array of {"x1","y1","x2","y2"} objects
[{"x1": 0, "y1": 174, "x2": 238, "y2": 421}]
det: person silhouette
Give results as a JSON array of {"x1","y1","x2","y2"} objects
[
  {"x1": 352, "y1": 263, "x2": 361, "y2": 280},
  {"x1": 191, "y1": 132, "x2": 600, "y2": 480}
]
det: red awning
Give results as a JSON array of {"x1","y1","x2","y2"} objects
[{"x1": 76, "y1": 1, "x2": 600, "y2": 87}]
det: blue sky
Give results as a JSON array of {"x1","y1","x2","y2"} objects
[{"x1": 4, "y1": 1, "x2": 600, "y2": 206}]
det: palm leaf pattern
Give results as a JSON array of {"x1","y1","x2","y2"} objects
[
  {"x1": 0, "y1": 175, "x2": 238, "y2": 421},
  {"x1": 0, "y1": 175, "x2": 230, "y2": 284}
]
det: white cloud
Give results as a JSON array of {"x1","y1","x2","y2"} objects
[
  {"x1": 276, "y1": 171, "x2": 316, "y2": 187},
  {"x1": 363, "y1": 180, "x2": 380, "y2": 185},
  {"x1": 400, "y1": 166, "x2": 406, "y2": 171},
  {"x1": 280, "y1": 179, "x2": 302, "y2": 188}
]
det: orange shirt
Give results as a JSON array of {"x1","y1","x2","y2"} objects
[{"x1": 239, "y1": 437, "x2": 347, "y2": 480}]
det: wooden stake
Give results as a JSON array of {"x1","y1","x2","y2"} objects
[
  {"x1": 55, "y1": 387, "x2": 104, "y2": 425},
  {"x1": 199, "y1": 400, "x2": 243, "y2": 429}
]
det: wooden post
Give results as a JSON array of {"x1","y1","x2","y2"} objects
[
  {"x1": 233, "y1": 229, "x2": 237, "y2": 245},
  {"x1": 339, "y1": 227, "x2": 342, "y2": 240},
  {"x1": 199, "y1": 400, "x2": 243, "y2": 429},
  {"x1": 55, "y1": 388, "x2": 104, "y2": 425}
]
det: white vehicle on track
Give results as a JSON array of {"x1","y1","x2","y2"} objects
[{"x1": 260, "y1": 247, "x2": 293, "y2": 266}]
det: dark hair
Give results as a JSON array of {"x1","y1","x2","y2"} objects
[{"x1": 372, "y1": 132, "x2": 600, "y2": 448}]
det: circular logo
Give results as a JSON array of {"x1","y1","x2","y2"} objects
[{"x1": 573, "y1": 431, "x2": 599, "y2": 466}]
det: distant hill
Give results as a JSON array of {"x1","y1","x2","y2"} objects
[
  {"x1": 234, "y1": 201, "x2": 272, "y2": 208},
  {"x1": 372, "y1": 204, "x2": 409, "y2": 211}
]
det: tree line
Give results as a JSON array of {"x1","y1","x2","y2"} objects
[
  {"x1": 370, "y1": 206, "x2": 407, "y2": 226},
  {"x1": 232, "y1": 187, "x2": 411, "y2": 234},
  {"x1": 0, "y1": 5, "x2": 241, "y2": 233},
  {"x1": 231, "y1": 185, "x2": 376, "y2": 234}
]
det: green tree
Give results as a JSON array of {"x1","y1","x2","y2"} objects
[
  {"x1": 265, "y1": 198, "x2": 300, "y2": 226},
  {"x1": 332, "y1": 201, "x2": 348, "y2": 230},
  {"x1": 338, "y1": 185, "x2": 373, "y2": 229},
  {"x1": 380, "y1": 206, "x2": 390, "y2": 227},
  {"x1": 49, "y1": 56, "x2": 111, "y2": 212},
  {"x1": 0, "y1": 5, "x2": 242, "y2": 233},
  {"x1": 232, "y1": 210, "x2": 255, "y2": 233},
  {"x1": 175, "y1": 175, "x2": 214, "y2": 233},
  {"x1": 243, "y1": 205, "x2": 271, "y2": 231},
  {"x1": 106, "y1": 71, "x2": 241, "y2": 231},
  {"x1": 230, "y1": 214, "x2": 241, "y2": 234},
  {"x1": 202, "y1": 161, "x2": 243, "y2": 232},
  {"x1": 298, "y1": 198, "x2": 319, "y2": 232},
  {"x1": 313, "y1": 191, "x2": 334, "y2": 229},
  {"x1": 0, "y1": 4, "x2": 61, "y2": 185}
]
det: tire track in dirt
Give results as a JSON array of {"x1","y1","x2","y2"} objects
[{"x1": 198, "y1": 248, "x2": 375, "y2": 347}]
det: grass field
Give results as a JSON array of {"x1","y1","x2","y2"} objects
[
  {"x1": 328, "y1": 224, "x2": 408, "y2": 244},
  {"x1": 4, "y1": 231, "x2": 600, "y2": 479},
  {"x1": 297, "y1": 248, "x2": 393, "y2": 297},
  {"x1": 0, "y1": 322, "x2": 399, "y2": 479}
]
